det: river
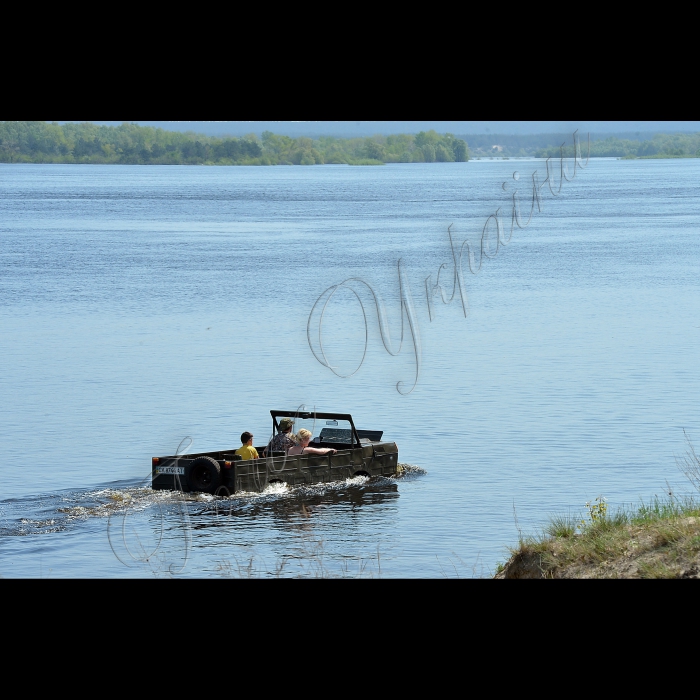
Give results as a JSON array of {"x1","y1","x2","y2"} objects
[{"x1": 1, "y1": 157, "x2": 698, "y2": 577}]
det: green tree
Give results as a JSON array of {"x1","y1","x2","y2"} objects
[
  {"x1": 452, "y1": 139, "x2": 469, "y2": 161},
  {"x1": 364, "y1": 139, "x2": 386, "y2": 160},
  {"x1": 435, "y1": 144, "x2": 454, "y2": 162},
  {"x1": 421, "y1": 144, "x2": 436, "y2": 162},
  {"x1": 0, "y1": 121, "x2": 479, "y2": 166},
  {"x1": 415, "y1": 130, "x2": 440, "y2": 148}
]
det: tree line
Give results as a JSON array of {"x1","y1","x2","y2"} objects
[
  {"x1": 535, "y1": 133, "x2": 700, "y2": 159},
  {"x1": 5, "y1": 122, "x2": 697, "y2": 164},
  {"x1": 0, "y1": 122, "x2": 469, "y2": 165}
]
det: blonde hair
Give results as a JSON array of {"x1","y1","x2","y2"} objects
[{"x1": 297, "y1": 429, "x2": 312, "y2": 442}]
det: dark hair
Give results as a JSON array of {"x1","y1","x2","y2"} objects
[{"x1": 240, "y1": 432, "x2": 253, "y2": 444}]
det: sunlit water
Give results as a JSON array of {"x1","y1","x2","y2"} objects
[{"x1": 1, "y1": 158, "x2": 699, "y2": 577}]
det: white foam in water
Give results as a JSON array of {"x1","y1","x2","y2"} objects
[
  {"x1": 3, "y1": 463, "x2": 423, "y2": 540},
  {"x1": 263, "y1": 482, "x2": 290, "y2": 495},
  {"x1": 393, "y1": 464, "x2": 427, "y2": 479}
]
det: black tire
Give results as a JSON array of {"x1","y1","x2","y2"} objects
[{"x1": 187, "y1": 457, "x2": 221, "y2": 494}]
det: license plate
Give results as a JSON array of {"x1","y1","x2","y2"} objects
[{"x1": 156, "y1": 466, "x2": 184, "y2": 475}]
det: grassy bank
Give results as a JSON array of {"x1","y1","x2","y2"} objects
[{"x1": 496, "y1": 437, "x2": 700, "y2": 579}]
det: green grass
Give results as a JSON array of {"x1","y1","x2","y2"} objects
[
  {"x1": 505, "y1": 495, "x2": 700, "y2": 577},
  {"x1": 499, "y1": 437, "x2": 700, "y2": 577},
  {"x1": 543, "y1": 514, "x2": 577, "y2": 539},
  {"x1": 637, "y1": 560, "x2": 680, "y2": 579},
  {"x1": 630, "y1": 494, "x2": 698, "y2": 523}
]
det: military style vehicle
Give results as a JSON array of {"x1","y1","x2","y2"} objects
[{"x1": 151, "y1": 410, "x2": 399, "y2": 495}]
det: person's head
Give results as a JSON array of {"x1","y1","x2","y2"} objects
[
  {"x1": 240, "y1": 431, "x2": 253, "y2": 445},
  {"x1": 279, "y1": 418, "x2": 294, "y2": 433},
  {"x1": 297, "y1": 428, "x2": 312, "y2": 444}
]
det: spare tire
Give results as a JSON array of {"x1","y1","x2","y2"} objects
[{"x1": 186, "y1": 456, "x2": 221, "y2": 494}]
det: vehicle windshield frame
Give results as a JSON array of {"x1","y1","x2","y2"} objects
[{"x1": 269, "y1": 410, "x2": 362, "y2": 447}]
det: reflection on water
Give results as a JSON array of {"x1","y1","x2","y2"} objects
[
  {"x1": 191, "y1": 475, "x2": 401, "y2": 526},
  {"x1": 2, "y1": 465, "x2": 423, "y2": 534},
  {"x1": 0, "y1": 466, "x2": 425, "y2": 578}
]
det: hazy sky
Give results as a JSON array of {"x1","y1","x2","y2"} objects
[{"x1": 67, "y1": 121, "x2": 700, "y2": 137}]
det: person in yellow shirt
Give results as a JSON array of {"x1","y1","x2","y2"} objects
[{"x1": 235, "y1": 432, "x2": 259, "y2": 460}]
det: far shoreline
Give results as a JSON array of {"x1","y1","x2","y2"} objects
[{"x1": 3, "y1": 156, "x2": 698, "y2": 167}]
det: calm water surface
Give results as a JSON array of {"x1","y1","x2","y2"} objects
[{"x1": 1, "y1": 159, "x2": 699, "y2": 577}]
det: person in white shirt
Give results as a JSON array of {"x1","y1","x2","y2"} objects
[{"x1": 288, "y1": 429, "x2": 337, "y2": 456}]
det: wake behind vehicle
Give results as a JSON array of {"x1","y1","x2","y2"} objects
[{"x1": 151, "y1": 411, "x2": 399, "y2": 495}]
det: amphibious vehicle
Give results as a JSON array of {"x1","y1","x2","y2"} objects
[{"x1": 151, "y1": 411, "x2": 399, "y2": 495}]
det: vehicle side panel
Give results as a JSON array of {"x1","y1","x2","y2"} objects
[{"x1": 151, "y1": 442, "x2": 398, "y2": 494}]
